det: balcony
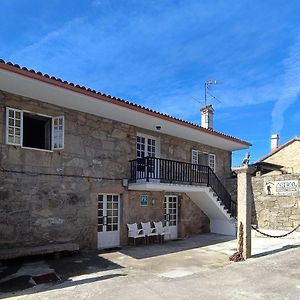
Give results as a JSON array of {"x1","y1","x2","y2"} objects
[{"x1": 129, "y1": 156, "x2": 236, "y2": 218}]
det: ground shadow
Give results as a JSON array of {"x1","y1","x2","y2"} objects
[
  {"x1": 120, "y1": 233, "x2": 235, "y2": 259},
  {"x1": 252, "y1": 243, "x2": 300, "y2": 258},
  {"x1": 0, "y1": 250, "x2": 124, "y2": 299}
]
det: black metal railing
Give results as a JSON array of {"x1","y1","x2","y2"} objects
[{"x1": 129, "y1": 156, "x2": 237, "y2": 217}]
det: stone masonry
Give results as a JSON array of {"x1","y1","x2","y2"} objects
[
  {"x1": 227, "y1": 174, "x2": 299, "y2": 232},
  {"x1": 251, "y1": 174, "x2": 300, "y2": 232},
  {"x1": 0, "y1": 90, "x2": 231, "y2": 251}
]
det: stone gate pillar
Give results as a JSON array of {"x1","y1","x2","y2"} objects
[{"x1": 234, "y1": 166, "x2": 254, "y2": 259}]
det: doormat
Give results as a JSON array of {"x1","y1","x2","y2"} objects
[{"x1": 31, "y1": 272, "x2": 60, "y2": 285}]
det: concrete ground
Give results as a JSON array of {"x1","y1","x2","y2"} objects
[{"x1": 0, "y1": 233, "x2": 299, "y2": 299}]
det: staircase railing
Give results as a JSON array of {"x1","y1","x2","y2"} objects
[
  {"x1": 207, "y1": 167, "x2": 237, "y2": 217},
  {"x1": 129, "y1": 156, "x2": 237, "y2": 217}
]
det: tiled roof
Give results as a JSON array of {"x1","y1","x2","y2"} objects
[
  {"x1": 0, "y1": 58, "x2": 251, "y2": 147},
  {"x1": 259, "y1": 136, "x2": 300, "y2": 162}
]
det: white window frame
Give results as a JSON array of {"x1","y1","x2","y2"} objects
[
  {"x1": 52, "y1": 116, "x2": 64, "y2": 150},
  {"x1": 136, "y1": 132, "x2": 160, "y2": 158},
  {"x1": 208, "y1": 153, "x2": 216, "y2": 172},
  {"x1": 6, "y1": 107, "x2": 23, "y2": 146},
  {"x1": 191, "y1": 149, "x2": 216, "y2": 172},
  {"x1": 6, "y1": 107, "x2": 64, "y2": 151},
  {"x1": 191, "y1": 149, "x2": 199, "y2": 170}
]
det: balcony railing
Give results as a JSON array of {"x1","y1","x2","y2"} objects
[{"x1": 129, "y1": 156, "x2": 237, "y2": 217}]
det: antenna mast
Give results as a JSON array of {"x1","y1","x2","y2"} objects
[{"x1": 204, "y1": 79, "x2": 218, "y2": 107}]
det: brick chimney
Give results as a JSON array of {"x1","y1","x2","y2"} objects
[
  {"x1": 271, "y1": 134, "x2": 279, "y2": 150},
  {"x1": 201, "y1": 105, "x2": 214, "y2": 130}
]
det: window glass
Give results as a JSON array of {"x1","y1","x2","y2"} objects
[
  {"x1": 53, "y1": 116, "x2": 64, "y2": 149},
  {"x1": 6, "y1": 108, "x2": 22, "y2": 146}
]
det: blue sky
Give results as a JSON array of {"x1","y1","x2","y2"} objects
[{"x1": 1, "y1": 0, "x2": 300, "y2": 166}]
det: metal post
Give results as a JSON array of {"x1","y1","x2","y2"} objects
[
  {"x1": 146, "y1": 156, "x2": 149, "y2": 182},
  {"x1": 207, "y1": 167, "x2": 210, "y2": 187}
]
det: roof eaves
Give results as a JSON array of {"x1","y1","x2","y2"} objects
[{"x1": 0, "y1": 58, "x2": 251, "y2": 147}]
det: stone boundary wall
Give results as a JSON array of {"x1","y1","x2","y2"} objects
[
  {"x1": 227, "y1": 173, "x2": 299, "y2": 232},
  {"x1": 251, "y1": 174, "x2": 300, "y2": 232}
]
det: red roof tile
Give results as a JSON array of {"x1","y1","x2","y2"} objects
[{"x1": 0, "y1": 59, "x2": 251, "y2": 147}]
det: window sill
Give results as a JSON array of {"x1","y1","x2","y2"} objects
[
  {"x1": 6, "y1": 144, "x2": 64, "y2": 153},
  {"x1": 21, "y1": 146, "x2": 53, "y2": 153}
]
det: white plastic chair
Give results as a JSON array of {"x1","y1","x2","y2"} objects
[
  {"x1": 127, "y1": 223, "x2": 146, "y2": 246},
  {"x1": 141, "y1": 222, "x2": 158, "y2": 243},
  {"x1": 154, "y1": 221, "x2": 171, "y2": 242}
]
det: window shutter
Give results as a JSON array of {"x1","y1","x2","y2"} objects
[
  {"x1": 52, "y1": 116, "x2": 64, "y2": 150},
  {"x1": 192, "y1": 150, "x2": 198, "y2": 165},
  {"x1": 208, "y1": 154, "x2": 216, "y2": 172},
  {"x1": 6, "y1": 107, "x2": 22, "y2": 146}
]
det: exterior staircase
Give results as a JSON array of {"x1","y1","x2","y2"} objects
[
  {"x1": 129, "y1": 156, "x2": 237, "y2": 236},
  {"x1": 185, "y1": 187, "x2": 236, "y2": 236}
]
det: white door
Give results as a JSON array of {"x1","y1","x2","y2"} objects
[
  {"x1": 164, "y1": 195, "x2": 178, "y2": 240},
  {"x1": 136, "y1": 134, "x2": 158, "y2": 180},
  {"x1": 97, "y1": 194, "x2": 120, "y2": 249}
]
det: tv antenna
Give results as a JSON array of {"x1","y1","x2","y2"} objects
[
  {"x1": 204, "y1": 79, "x2": 221, "y2": 106},
  {"x1": 190, "y1": 80, "x2": 222, "y2": 107}
]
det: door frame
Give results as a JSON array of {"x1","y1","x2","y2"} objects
[
  {"x1": 97, "y1": 193, "x2": 121, "y2": 250},
  {"x1": 164, "y1": 194, "x2": 178, "y2": 240},
  {"x1": 136, "y1": 132, "x2": 160, "y2": 180}
]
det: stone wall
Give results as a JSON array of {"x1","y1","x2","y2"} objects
[
  {"x1": 0, "y1": 90, "x2": 228, "y2": 250},
  {"x1": 121, "y1": 191, "x2": 210, "y2": 244},
  {"x1": 160, "y1": 133, "x2": 232, "y2": 183},
  {"x1": 251, "y1": 174, "x2": 300, "y2": 232},
  {"x1": 226, "y1": 177, "x2": 237, "y2": 203},
  {"x1": 224, "y1": 173, "x2": 299, "y2": 232}
]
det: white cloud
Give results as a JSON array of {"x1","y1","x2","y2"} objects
[
  {"x1": 6, "y1": 0, "x2": 300, "y2": 136},
  {"x1": 271, "y1": 34, "x2": 300, "y2": 135}
]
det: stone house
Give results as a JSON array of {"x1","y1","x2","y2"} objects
[
  {"x1": 251, "y1": 135, "x2": 300, "y2": 232},
  {"x1": 0, "y1": 59, "x2": 250, "y2": 254},
  {"x1": 258, "y1": 135, "x2": 300, "y2": 174}
]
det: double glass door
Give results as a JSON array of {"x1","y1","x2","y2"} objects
[{"x1": 136, "y1": 134, "x2": 157, "y2": 179}]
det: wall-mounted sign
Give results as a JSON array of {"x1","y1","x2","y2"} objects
[
  {"x1": 140, "y1": 195, "x2": 148, "y2": 206},
  {"x1": 264, "y1": 180, "x2": 298, "y2": 196}
]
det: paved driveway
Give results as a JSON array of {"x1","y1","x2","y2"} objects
[{"x1": 1, "y1": 233, "x2": 299, "y2": 299}]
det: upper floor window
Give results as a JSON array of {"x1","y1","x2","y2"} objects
[
  {"x1": 6, "y1": 107, "x2": 64, "y2": 151},
  {"x1": 136, "y1": 134, "x2": 158, "y2": 158},
  {"x1": 192, "y1": 149, "x2": 216, "y2": 172}
]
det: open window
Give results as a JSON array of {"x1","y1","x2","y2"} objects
[
  {"x1": 192, "y1": 150, "x2": 216, "y2": 172},
  {"x1": 6, "y1": 107, "x2": 64, "y2": 151}
]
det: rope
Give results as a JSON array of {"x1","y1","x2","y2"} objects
[
  {"x1": 229, "y1": 222, "x2": 245, "y2": 262},
  {"x1": 251, "y1": 224, "x2": 300, "y2": 238}
]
